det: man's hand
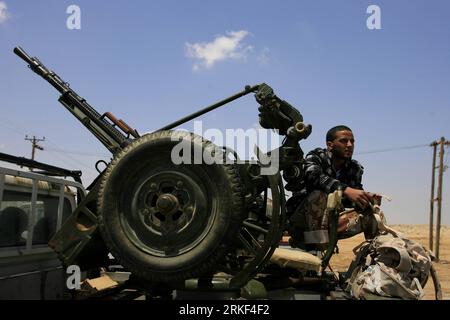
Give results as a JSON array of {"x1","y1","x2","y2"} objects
[
  {"x1": 367, "y1": 192, "x2": 383, "y2": 206},
  {"x1": 343, "y1": 187, "x2": 381, "y2": 209}
]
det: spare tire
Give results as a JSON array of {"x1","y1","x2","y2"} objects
[{"x1": 98, "y1": 130, "x2": 244, "y2": 283}]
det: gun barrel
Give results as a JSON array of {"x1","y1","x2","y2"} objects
[
  {"x1": 14, "y1": 46, "x2": 33, "y2": 65},
  {"x1": 14, "y1": 46, "x2": 132, "y2": 154},
  {"x1": 156, "y1": 85, "x2": 260, "y2": 132}
]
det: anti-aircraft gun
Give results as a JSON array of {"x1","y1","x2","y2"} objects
[{"x1": 14, "y1": 46, "x2": 330, "y2": 295}]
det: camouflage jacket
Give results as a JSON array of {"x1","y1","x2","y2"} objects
[
  {"x1": 301, "y1": 147, "x2": 364, "y2": 195},
  {"x1": 287, "y1": 147, "x2": 364, "y2": 216}
]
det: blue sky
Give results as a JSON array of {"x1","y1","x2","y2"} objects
[{"x1": 1, "y1": 0, "x2": 449, "y2": 225}]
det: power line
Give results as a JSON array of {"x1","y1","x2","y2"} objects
[
  {"x1": 1, "y1": 120, "x2": 104, "y2": 175},
  {"x1": 45, "y1": 144, "x2": 109, "y2": 176},
  {"x1": 356, "y1": 143, "x2": 429, "y2": 155},
  {"x1": 45, "y1": 142, "x2": 98, "y2": 169},
  {"x1": 2, "y1": 116, "x2": 104, "y2": 157},
  {"x1": 38, "y1": 137, "x2": 106, "y2": 174},
  {"x1": 45, "y1": 150, "x2": 98, "y2": 176},
  {"x1": 45, "y1": 146, "x2": 109, "y2": 158},
  {"x1": 1, "y1": 120, "x2": 26, "y2": 136}
]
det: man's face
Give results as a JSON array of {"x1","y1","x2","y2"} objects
[{"x1": 327, "y1": 130, "x2": 355, "y2": 160}]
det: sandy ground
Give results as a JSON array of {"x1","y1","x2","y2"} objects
[{"x1": 329, "y1": 224, "x2": 450, "y2": 300}]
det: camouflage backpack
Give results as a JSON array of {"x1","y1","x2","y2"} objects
[{"x1": 344, "y1": 232, "x2": 441, "y2": 300}]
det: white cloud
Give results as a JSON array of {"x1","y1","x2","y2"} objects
[
  {"x1": 0, "y1": 1, "x2": 10, "y2": 24},
  {"x1": 186, "y1": 30, "x2": 253, "y2": 71}
]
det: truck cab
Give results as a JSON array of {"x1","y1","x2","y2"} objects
[{"x1": 0, "y1": 153, "x2": 86, "y2": 299}]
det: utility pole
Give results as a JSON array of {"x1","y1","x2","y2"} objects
[
  {"x1": 430, "y1": 137, "x2": 450, "y2": 261},
  {"x1": 429, "y1": 141, "x2": 437, "y2": 251},
  {"x1": 24, "y1": 135, "x2": 45, "y2": 161}
]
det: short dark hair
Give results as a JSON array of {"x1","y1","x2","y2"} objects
[{"x1": 326, "y1": 125, "x2": 352, "y2": 142}]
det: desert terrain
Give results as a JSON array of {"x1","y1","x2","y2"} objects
[{"x1": 329, "y1": 224, "x2": 450, "y2": 300}]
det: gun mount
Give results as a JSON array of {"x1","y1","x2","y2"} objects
[{"x1": 14, "y1": 46, "x2": 325, "y2": 293}]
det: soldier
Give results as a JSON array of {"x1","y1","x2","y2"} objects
[{"x1": 288, "y1": 125, "x2": 381, "y2": 249}]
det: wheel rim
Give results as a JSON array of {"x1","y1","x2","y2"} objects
[
  {"x1": 231, "y1": 173, "x2": 285, "y2": 288},
  {"x1": 122, "y1": 169, "x2": 217, "y2": 257}
]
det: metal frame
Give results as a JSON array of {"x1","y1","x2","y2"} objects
[{"x1": 0, "y1": 166, "x2": 86, "y2": 254}]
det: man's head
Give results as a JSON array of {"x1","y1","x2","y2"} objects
[{"x1": 326, "y1": 125, "x2": 354, "y2": 160}]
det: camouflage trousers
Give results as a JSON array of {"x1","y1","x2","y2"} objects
[{"x1": 289, "y1": 190, "x2": 378, "y2": 248}]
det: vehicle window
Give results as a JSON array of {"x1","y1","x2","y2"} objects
[
  {"x1": 0, "y1": 204, "x2": 28, "y2": 247},
  {"x1": 0, "y1": 190, "x2": 73, "y2": 247}
]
